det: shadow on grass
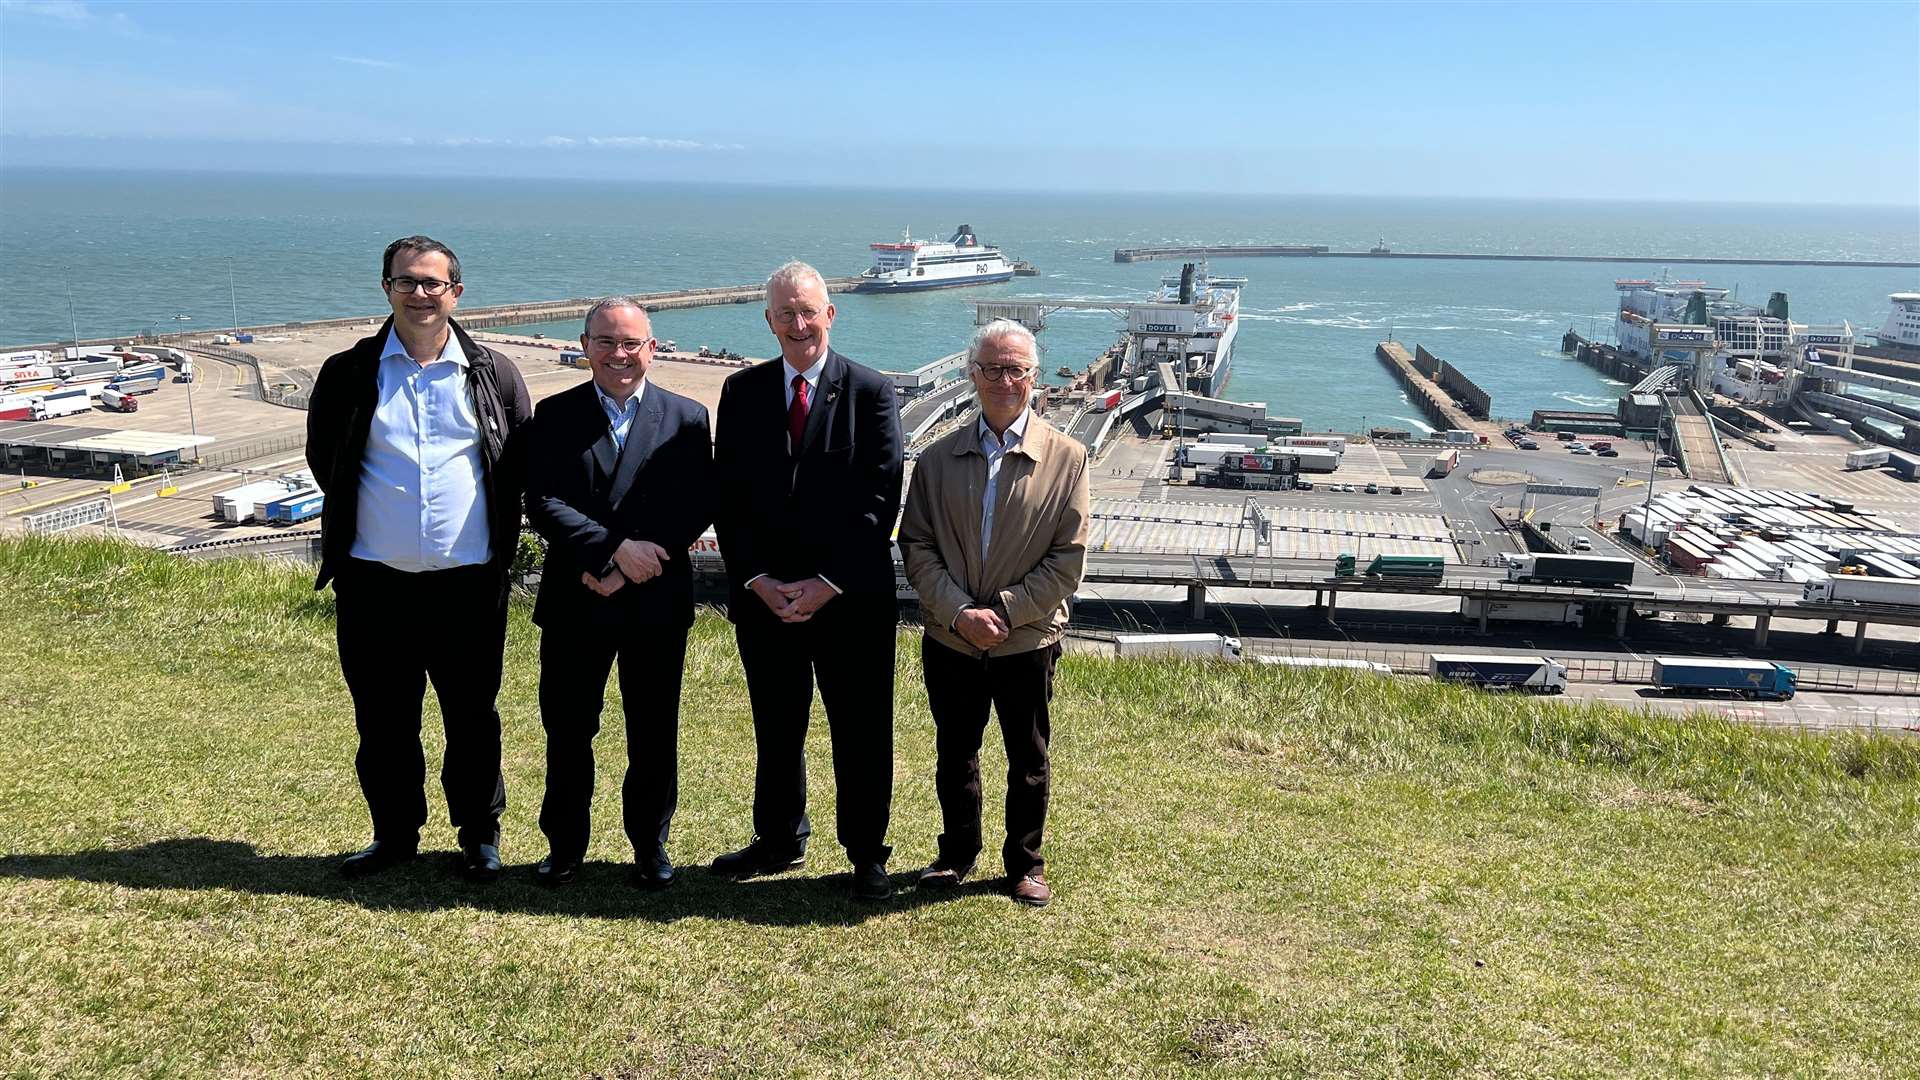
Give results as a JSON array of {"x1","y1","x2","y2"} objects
[{"x1": 0, "y1": 838, "x2": 994, "y2": 925}]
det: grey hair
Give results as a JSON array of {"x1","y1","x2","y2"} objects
[
  {"x1": 765, "y1": 261, "x2": 829, "y2": 305},
  {"x1": 583, "y1": 296, "x2": 650, "y2": 336},
  {"x1": 967, "y1": 319, "x2": 1038, "y2": 366}
]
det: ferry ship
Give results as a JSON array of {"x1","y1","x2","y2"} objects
[
  {"x1": 1130, "y1": 261, "x2": 1243, "y2": 397},
  {"x1": 1872, "y1": 292, "x2": 1920, "y2": 357},
  {"x1": 855, "y1": 225, "x2": 1016, "y2": 293}
]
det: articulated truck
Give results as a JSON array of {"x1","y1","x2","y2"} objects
[
  {"x1": 1803, "y1": 576, "x2": 1920, "y2": 607},
  {"x1": 1651, "y1": 657, "x2": 1796, "y2": 701},
  {"x1": 1113, "y1": 633, "x2": 1243, "y2": 660},
  {"x1": 1335, "y1": 553, "x2": 1445, "y2": 581},
  {"x1": 1429, "y1": 653, "x2": 1568, "y2": 694},
  {"x1": 1505, "y1": 553, "x2": 1635, "y2": 587}
]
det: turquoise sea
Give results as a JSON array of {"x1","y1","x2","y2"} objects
[{"x1": 3, "y1": 168, "x2": 1915, "y2": 431}]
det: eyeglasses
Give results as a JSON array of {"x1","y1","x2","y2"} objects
[
  {"x1": 589, "y1": 336, "x2": 655, "y2": 355},
  {"x1": 974, "y1": 363, "x2": 1036, "y2": 384},
  {"x1": 385, "y1": 276, "x2": 457, "y2": 296},
  {"x1": 771, "y1": 307, "x2": 825, "y2": 326}
]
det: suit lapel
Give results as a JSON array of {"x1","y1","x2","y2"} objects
[
  {"x1": 798, "y1": 351, "x2": 842, "y2": 454},
  {"x1": 582, "y1": 386, "x2": 618, "y2": 482},
  {"x1": 607, "y1": 387, "x2": 664, "y2": 508}
]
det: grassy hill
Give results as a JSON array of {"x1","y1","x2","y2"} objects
[{"x1": 1, "y1": 535, "x2": 1916, "y2": 1078}]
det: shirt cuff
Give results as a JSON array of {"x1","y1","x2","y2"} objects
[
  {"x1": 818, "y1": 574, "x2": 843, "y2": 595},
  {"x1": 745, "y1": 573, "x2": 767, "y2": 589}
]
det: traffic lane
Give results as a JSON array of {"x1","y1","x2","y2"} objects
[{"x1": 1563, "y1": 682, "x2": 1920, "y2": 733}]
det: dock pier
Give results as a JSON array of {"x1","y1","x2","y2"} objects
[
  {"x1": 1374, "y1": 341, "x2": 1497, "y2": 436},
  {"x1": 1560, "y1": 330, "x2": 1651, "y2": 382}
]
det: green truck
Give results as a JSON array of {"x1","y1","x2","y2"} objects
[{"x1": 1334, "y1": 553, "x2": 1445, "y2": 581}]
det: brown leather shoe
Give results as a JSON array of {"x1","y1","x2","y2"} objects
[
  {"x1": 916, "y1": 859, "x2": 975, "y2": 887},
  {"x1": 1010, "y1": 871, "x2": 1051, "y2": 907}
]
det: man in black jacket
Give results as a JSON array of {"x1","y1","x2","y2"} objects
[
  {"x1": 306, "y1": 235, "x2": 530, "y2": 882},
  {"x1": 522, "y1": 298, "x2": 713, "y2": 889},
  {"x1": 711, "y1": 261, "x2": 904, "y2": 900}
]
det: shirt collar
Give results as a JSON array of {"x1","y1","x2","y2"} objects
[
  {"x1": 783, "y1": 357, "x2": 824, "y2": 391},
  {"x1": 593, "y1": 378, "x2": 646, "y2": 416},
  {"x1": 381, "y1": 325, "x2": 468, "y2": 369},
  {"x1": 978, "y1": 407, "x2": 1031, "y2": 447}
]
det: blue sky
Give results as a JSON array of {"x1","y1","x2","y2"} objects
[{"x1": 1, "y1": 0, "x2": 1916, "y2": 205}]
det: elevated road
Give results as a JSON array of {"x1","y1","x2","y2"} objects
[{"x1": 1114, "y1": 246, "x2": 1920, "y2": 269}]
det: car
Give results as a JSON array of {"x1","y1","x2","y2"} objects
[
  {"x1": 1570, "y1": 447, "x2": 1592, "y2": 455},
  {"x1": 1364, "y1": 482, "x2": 1379, "y2": 494},
  {"x1": 1390, "y1": 485, "x2": 1403, "y2": 495},
  {"x1": 1518, "y1": 440, "x2": 1539, "y2": 450},
  {"x1": 1597, "y1": 448, "x2": 1619, "y2": 457},
  {"x1": 1341, "y1": 483, "x2": 1356, "y2": 493},
  {"x1": 1566, "y1": 441, "x2": 1586, "y2": 450},
  {"x1": 1572, "y1": 537, "x2": 1593, "y2": 551},
  {"x1": 1295, "y1": 480, "x2": 1314, "y2": 491},
  {"x1": 1656, "y1": 455, "x2": 1679, "y2": 467},
  {"x1": 1556, "y1": 432, "x2": 1576, "y2": 442}
]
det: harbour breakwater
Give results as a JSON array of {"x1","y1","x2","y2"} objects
[
  {"x1": 1115, "y1": 246, "x2": 1919, "y2": 268},
  {"x1": 1373, "y1": 341, "x2": 1498, "y2": 435},
  {"x1": 2, "y1": 278, "x2": 863, "y2": 354}
]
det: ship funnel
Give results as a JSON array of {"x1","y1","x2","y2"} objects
[
  {"x1": 1684, "y1": 291, "x2": 1709, "y2": 325},
  {"x1": 1178, "y1": 263, "x2": 1195, "y2": 304},
  {"x1": 1767, "y1": 291, "x2": 1790, "y2": 320},
  {"x1": 948, "y1": 224, "x2": 977, "y2": 247}
]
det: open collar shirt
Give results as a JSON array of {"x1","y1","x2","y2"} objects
[{"x1": 349, "y1": 326, "x2": 490, "y2": 572}]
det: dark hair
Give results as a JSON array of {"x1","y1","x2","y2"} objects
[{"x1": 382, "y1": 235, "x2": 461, "y2": 283}]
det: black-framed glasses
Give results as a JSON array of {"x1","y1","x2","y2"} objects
[
  {"x1": 589, "y1": 336, "x2": 655, "y2": 354},
  {"x1": 385, "y1": 276, "x2": 457, "y2": 296},
  {"x1": 975, "y1": 363, "x2": 1036, "y2": 383}
]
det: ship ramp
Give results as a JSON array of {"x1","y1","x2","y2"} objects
[{"x1": 1667, "y1": 388, "x2": 1734, "y2": 484}]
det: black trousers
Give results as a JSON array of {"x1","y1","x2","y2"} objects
[
  {"x1": 733, "y1": 597, "x2": 896, "y2": 864},
  {"x1": 333, "y1": 558, "x2": 509, "y2": 849},
  {"x1": 921, "y1": 636, "x2": 1059, "y2": 878},
  {"x1": 536, "y1": 620, "x2": 689, "y2": 860}
]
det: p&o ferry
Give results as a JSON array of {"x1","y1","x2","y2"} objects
[{"x1": 855, "y1": 225, "x2": 1017, "y2": 293}]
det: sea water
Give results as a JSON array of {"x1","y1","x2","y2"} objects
[{"x1": 3, "y1": 168, "x2": 1914, "y2": 430}]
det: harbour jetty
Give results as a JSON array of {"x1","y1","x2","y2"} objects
[
  {"x1": 2, "y1": 277, "x2": 863, "y2": 354},
  {"x1": 1116, "y1": 246, "x2": 1918, "y2": 269},
  {"x1": 1374, "y1": 341, "x2": 1497, "y2": 435}
]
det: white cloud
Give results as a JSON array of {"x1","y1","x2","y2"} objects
[
  {"x1": 0, "y1": 0, "x2": 140, "y2": 36},
  {"x1": 567, "y1": 135, "x2": 745, "y2": 152},
  {"x1": 333, "y1": 55, "x2": 402, "y2": 71}
]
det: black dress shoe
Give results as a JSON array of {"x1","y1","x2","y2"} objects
[
  {"x1": 851, "y1": 861, "x2": 893, "y2": 901},
  {"x1": 711, "y1": 839, "x2": 805, "y2": 879},
  {"x1": 340, "y1": 840, "x2": 417, "y2": 878},
  {"x1": 631, "y1": 845, "x2": 675, "y2": 891},
  {"x1": 534, "y1": 855, "x2": 580, "y2": 887},
  {"x1": 461, "y1": 842, "x2": 502, "y2": 883}
]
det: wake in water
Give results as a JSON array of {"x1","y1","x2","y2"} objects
[
  {"x1": 1553, "y1": 391, "x2": 1616, "y2": 409},
  {"x1": 1389, "y1": 414, "x2": 1438, "y2": 434}
]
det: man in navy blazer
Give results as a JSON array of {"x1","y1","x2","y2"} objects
[
  {"x1": 523, "y1": 297, "x2": 714, "y2": 888},
  {"x1": 711, "y1": 261, "x2": 904, "y2": 900}
]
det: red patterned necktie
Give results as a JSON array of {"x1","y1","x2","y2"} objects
[{"x1": 787, "y1": 373, "x2": 809, "y2": 451}]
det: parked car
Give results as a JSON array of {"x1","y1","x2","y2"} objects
[
  {"x1": 1341, "y1": 484, "x2": 1356, "y2": 493},
  {"x1": 1566, "y1": 441, "x2": 1586, "y2": 450},
  {"x1": 1518, "y1": 440, "x2": 1539, "y2": 450},
  {"x1": 1556, "y1": 431, "x2": 1576, "y2": 442},
  {"x1": 1390, "y1": 485, "x2": 1403, "y2": 495},
  {"x1": 1597, "y1": 448, "x2": 1619, "y2": 457},
  {"x1": 1364, "y1": 482, "x2": 1379, "y2": 494},
  {"x1": 1570, "y1": 447, "x2": 1593, "y2": 455},
  {"x1": 1656, "y1": 455, "x2": 1678, "y2": 467},
  {"x1": 1295, "y1": 480, "x2": 1314, "y2": 491}
]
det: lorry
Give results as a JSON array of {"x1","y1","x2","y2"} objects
[
  {"x1": 1505, "y1": 553, "x2": 1635, "y2": 587},
  {"x1": 1090, "y1": 388, "x2": 1124, "y2": 413},
  {"x1": 30, "y1": 394, "x2": 93, "y2": 420},
  {"x1": 1199, "y1": 432, "x2": 1268, "y2": 449},
  {"x1": 1460, "y1": 597, "x2": 1584, "y2": 627},
  {"x1": 263, "y1": 489, "x2": 325, "y2": 525},
  {"x1": 0, "y1": 364, "x2": 56, "y2": 386},
  {"x1": 56, "y1": 358, "x2": 121, "y2": 381},
  {"x1": 1334, "y1": 552, "x2": 1445, "y2": 581},
  {"x1": 1253, "y1": 655, "x2": 1393, "y2": 676},
  {"x1": 213, "y1": 477, "x2": 314, "y2": 523},
  {"x1": 1429, "y1": 653, "x2": 1568, "y2": 694},
  {"x1": 1650, "y1": 657, "x2": 1796, "y2": 701},
  {"x1": 1112, "y1": 633, "x2": 1243, "y2": 660},
  {"x1": 1802, "y1": 575, "x2": 1920, "y2": 607},
  {"x1": 1428, "y1": 447, "x2": 1459, "y2": 477},
  {"x1": 97, "y1": 386, "x2": 138, "y2": 413},
  {"x1": 107, "y1": 363, "x2": 167, "y2": 393}
]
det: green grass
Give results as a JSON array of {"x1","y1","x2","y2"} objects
[{"x1": 1, "y1": 534, "x2": 1917, "y2": 1078}]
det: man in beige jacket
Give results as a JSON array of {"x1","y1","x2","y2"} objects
[{"x1": 898, "y1": 319, "x2": 1090, "y2": 907}]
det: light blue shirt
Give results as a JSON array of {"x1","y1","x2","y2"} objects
[
  {"x1": 350, "y1": 327, "x2": 491, "y2": 572},
  {"x1": 594, "y1": 379, "x2": 646, "y2": 453},
  {"x1": 978, "y1": 408, "x2": 1031, "y2": 557}
]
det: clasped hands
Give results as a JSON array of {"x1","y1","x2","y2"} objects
[
  {"x1": 580, "y1": 538, "x2": 671, "y2": 597},
  {"x1": 750, "y1": 575, "x2": 837, "y2": 624},
  {"x1": 954, "y1": 605, "x2": 1010, "y2": 650}
]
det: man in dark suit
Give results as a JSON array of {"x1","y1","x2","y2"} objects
[
  {"x1": 522, "y1": 297, "x2": 714, "y2": 889},
  {"x1": 307, "y1": 235, "x2": 530, "y2": 883},
  {"x1": 712, "y1": 261, "x2": 904, "y2": 900}
]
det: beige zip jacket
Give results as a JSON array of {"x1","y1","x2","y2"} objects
[{"x1": 900, "y1": 412, "x2": 1090, "y2": 658}]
